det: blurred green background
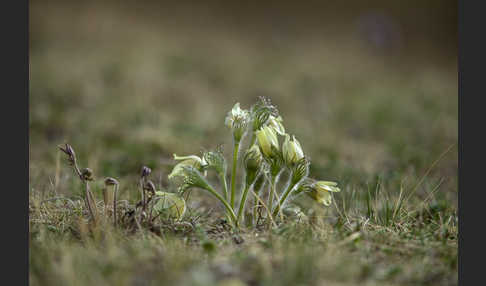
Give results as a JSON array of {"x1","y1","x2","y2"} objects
[{"x1": 30, "y1": 0, "x2": 457, "y2": 200}]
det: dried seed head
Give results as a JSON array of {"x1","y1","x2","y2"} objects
[
  {"x1": 144, "y1": 180, "x2": 157, "y2": 195},
  {"x1": 81, "y1": 168, "x2": 94, "y2": 181},
  {"x1": 58, "y1": 143, "x2": 76, "y2": 164},
  {"x1": 141, "y1": 166, "x2": 152, "y2": 178},
  {"x1": 104, "y1": 177, "x2": 119, "y2": 186}
]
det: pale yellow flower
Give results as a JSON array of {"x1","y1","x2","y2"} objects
[
  {"x1": 153, "y1": 191, "x2": 186, "y2": 219},
  {"x1": 267, "y1": 115, "x2": 285, "y2": 135},
  {"x1": 225, "y1": 102, "x2": 250, "y2": 141},
  {"x1": 256, "y1": 125, "x2": 279, "y2": 157},
  {"x1": 308, "y1": 181, "x2": 340, "y2": 206},
  {"x1": 168, "y1": 154, "x2": 207, "y2": 179},
  {"x1": 282, "y1": 134, "x2": 304, "y2": 165}
]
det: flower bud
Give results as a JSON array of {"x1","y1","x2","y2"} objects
[
  {"x1": 244, "y1": 144, "x2": 263, "y2": 186},
  {"x1": 282, "y1": 134, "x2": 304, "y2": 166},
  {"x1": 244, "y1": 144, "x2": 263, "y2": 172},
  {"x1": 290, "y1": 157, "x2": 309, "y2": 183},
  {"x1": 256, "y1": 125, "x2": 279, "y2": 158},
  {"x1": 141, "y1": 166, "x2": 152, "y2": 178},
  {"x1": 176, "y1": 165, "x2": 212, "y2": 193},
  {"x1": 301, "y1": 179, "x2": 340, "y2": 206},
  {"x1": 153, "y1": 191, "x2": 186, "y2": 219},
  {"x1": 168, "y1": 154, "x2": 207, "y2": 179},
  {"x1": 268, "y1": 115, "x2": 285, "y2": 135},
  {"x1": 81, "y1": 168, "x2": 94, "y2": 181},
  {"x1": 203, "y1": 150, "x2": 227, "y2": 175},
  {"x1": 250, "y1": 96, "x2": 277, "y2": 131},
  {"x1": 225, "y1": 102, "x2": 250, "y2": 142}
]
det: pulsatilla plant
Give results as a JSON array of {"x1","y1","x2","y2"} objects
[
  {"x1": 168, "y1": 97, "x2": 341, "y2": 228},
  {"x1": 58, "y1": 98, "x2": 341, "y2": 231}
]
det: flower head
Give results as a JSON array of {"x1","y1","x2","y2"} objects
[
  {"x1": 268, "y1": 115, "x2": 285, "y2": 135},
  {"x1": 250, "y1": 97, "x2": 278, "y2": 131},
  {"x1": 256, "y1": 125, "x2": 279, "y2": 158},
  {"x1": 168, "y1": 154, "x2": 207, "y2": 179},
  {"x1": 172, "y1": 165, "x2": 211, "y2": 193},
  {"x1": 244, "y1": 144, "x2": 263, "y2": 172},
  {"x1": 244, "y1": 144, "x2": 264, "y2": 185},
  {"x1": 203, "y1": 150, "x2": 227, "y2": 175},
  {"x1": 282, "y1": 134, "x2": 304, "y2": 166},
  {"x1": 153, "y1": 191, "x2": 186, "y2": 219},
  {"x1": 296, "y1": 179, "x2": 340, "y2": 206},
  {"x1": 308, "y1": 180, "x2": 340, "y2": 206},
  {"x1": 225, "y1": 102, "x2": 250, "y2": 142}
]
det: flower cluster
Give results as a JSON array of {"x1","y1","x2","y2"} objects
[{"x1": 168, "y1": 97, "x2": 341, "y2": 228}]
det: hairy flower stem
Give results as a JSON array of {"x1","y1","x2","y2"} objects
[
  {"x1": 205, "y1": 185, "x2": 237, "y2": 225},
  {"x1": 267, "y1": 175, "x2": 278, "y2": 224},
  {"x1": 237, "y1": 183, "x2": 251, "y2": 224},
  {"x1": 252, "y1": 177, "x2": 265, "y2": 226},
  {"x1": 85, "y1": 181, "x2": 97, "y2": 222},
  {"x1": 139, "y1": 178, "x2": 145, "y2": 222},
  {"x1": 113, "y1": 184, "x2": 118, "y2": 227},
  {"x1": 230, "y1": 141, "x2": 240, "y2": 208},
  {"x1": 219, "y1": 172, "x2": 229, "y2": 201},
  {"x1": 272, "y1": 173, "x2": 299, "y2": 218}
]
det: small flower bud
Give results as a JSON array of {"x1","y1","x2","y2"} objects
[
  {"x1": 81, "y1": 168, "x2": 94, "y2": 181},
  {"x1": 153, "y1": 191, "x2": 187, "y2": 219},
  {"x1": 299, "y1": 179, "x2": 340, "y2": 206},
  {"x1": 250, "y1": 97, "x2": 277, "y2": 131},
  {"x1": 203, "y1": 150, "x2": 227, "y2": 175},
  {"x1": 256, "y1": 125, "x2": 279, "y2": 158},
  {"x1": 282, "y1": 134, "x2": 304, "y2": 166},
  {"x1": 141, "y1": 166, "x2": 152, "y2": 178},
  {"x1": 244, "y1": 144, "x2": 263, "y2": 172},
  {"x1": 244, "y1": 144, "x2": 263, "y2": 186},
  {"x1": 268, "y1": 115, "x2": 285, "y2": 135},
  {"x1": 290, "y1": 157, "x2": 310, "y2": 183},
  {"x1": 225, "y1": 102, "x2": 250, "y2": 142},
  {"x1": 177, "y1": 165, "x2": 212, "y2": 193},
  {"x1": 168, "y1": 154, "x2": 207, "y2": 179}
]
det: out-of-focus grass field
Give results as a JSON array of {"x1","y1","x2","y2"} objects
[{"x1": 29, "y1": 1, "x2": 457, "y2": 285}]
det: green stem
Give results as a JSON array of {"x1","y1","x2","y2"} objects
[
  {"x1": 250, "y1": 132, "x2": 256, "y2": 146},
  {"x1": 237, "y1": 183, "x2": 251, "y2": 223},
  {"x1": 272, "y1": 174, "x2": 298, "y2": 218},
  {"x1": 206, "y1": 185, "x2": 237, "y2": 224},
  {"x1": 268, "y1": 175, "x2": 277, "y2": 219},
  {"x1": 230, "y1": 141, "x2": 240, "y2": 208},
  {"x1": 219, "y1": 172, "x2": 229, "y2": 201},
  {"x1": 113, "y1": 184, "x2": 118, "y2": 227}
]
